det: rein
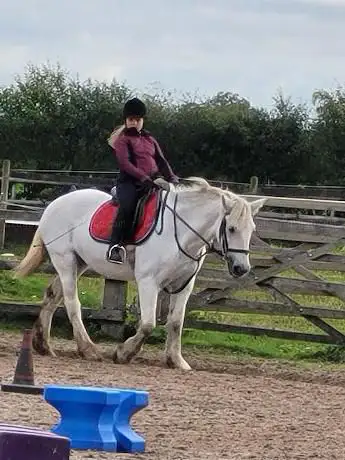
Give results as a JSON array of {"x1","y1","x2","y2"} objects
[{"x1": 155, "y1": 188, "x2": 250, "y2": 294}]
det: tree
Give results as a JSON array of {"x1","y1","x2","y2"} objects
[
  {"x1": 1, "y1": 62, "x2": 342, "y2": 187},
  {"x1": 0, "y1": 63, "x2": 131, "y2": 170},
  {"x1": 311, "y1": 87, "x2": 345, "y2": 184}
]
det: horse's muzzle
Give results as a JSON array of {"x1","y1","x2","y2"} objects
[{"x1": 227, "y1": 260, "x2": 250, "y2": 278}]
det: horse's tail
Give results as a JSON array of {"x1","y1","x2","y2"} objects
[{"x1": 13, "y1": 228, "x2": 46, "y2": 278}]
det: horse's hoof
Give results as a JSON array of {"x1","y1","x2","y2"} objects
[
  {"x1": 46, "y1": 348, "x2": 57, "y2": 358},
  {"x1": 32, "y1": 337, "x2": 56, "y2": 357},
  {"x1": 32, "y1": 321, "x2": 56, "y2": 356},
  {"x1": 112, "y1": 345, "x2": 130, "y2": 364},
  {"x1": 112, "y1": 347, "x2": 123, "y2": 364},
  {"x1": 165, "y1": 355, "x2": 192, "y2": 371},
  {"x1": 112, "y1": 350, "x2": 119, "y2": 363},
  {"x1": 77, "y1": 345, "x2": 103, "y2": 361}
]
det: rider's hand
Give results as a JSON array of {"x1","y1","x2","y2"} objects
[
  {"x1": 171, "y1": 176, "x2": 179, "y2": 184},
  {"x1": 153, "y1": 178, "x2": 170, "y2": 191},
  {"x1": 139, "y1": 178, "x2": 154, "y2": 193}
]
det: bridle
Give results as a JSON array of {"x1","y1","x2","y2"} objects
[
  {"x1": 217, "y1": 216, "x2": 250, "y2": 259},
  {"x1": 155, "y1": 189, "x2": 250, "y2": 294}
]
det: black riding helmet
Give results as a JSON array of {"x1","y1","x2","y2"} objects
[{"x1": 123, "y1": 97, "x2": 147, "y2": 119}]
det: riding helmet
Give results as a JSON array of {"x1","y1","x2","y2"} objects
[{"x1": 123, "y1": 97, "x2": 147, "y2": 119}]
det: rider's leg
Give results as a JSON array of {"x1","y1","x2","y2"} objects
[
  {"x1": 107, "y1": 181, "x2": 140, "y2": 263},
  {"x1": 107, "y1": 209, "x2": 126, "y2": 263}
]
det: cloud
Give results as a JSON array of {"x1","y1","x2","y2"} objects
[{"x1": 1, "y1": 0, "x2": 345, "y2": 108}]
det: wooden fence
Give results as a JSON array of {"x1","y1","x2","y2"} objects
[
  {"x1": 3, "y1": 159, "x2": 345, "y2": 345},
  {"x1": 260, "y1": 184, "x2": 345, "y2": 200},
  {"x1": 2, "y1": 212, "x2": 345, "y2": 345}
]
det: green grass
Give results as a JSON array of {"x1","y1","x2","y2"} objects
[
  {"x1": 181, "y1": 328, "x2": 329, "y2": 361},
  {"x1": 3, "y1": 241, "x2": 345, "y2": 365},
  {"x1": 0, "y1": 270, "x2": 104, "y2": 308}
]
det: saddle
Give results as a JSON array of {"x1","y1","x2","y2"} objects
[{"x1": 89, "y1": 188, "x2": 162, "y2": 245}]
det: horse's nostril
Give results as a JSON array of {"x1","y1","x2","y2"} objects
[{"x1": 233, "y1": 265, "x2": 245, "y2": 277}]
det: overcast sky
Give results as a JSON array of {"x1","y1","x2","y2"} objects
[{"x1": 1, "y1": 0, "x2": 345, "y2": 109}]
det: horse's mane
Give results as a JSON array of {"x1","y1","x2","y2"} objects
[
  {"x1": 174, "y1": 176, "x2": 211, "y2": 191},
  {"x1": 175, "y1": 176, "x2": 251, "y2": 231}
]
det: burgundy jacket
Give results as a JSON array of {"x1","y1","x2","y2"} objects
[{"x1": 111, "y1": 127, "x2": 178, "y2": 184}]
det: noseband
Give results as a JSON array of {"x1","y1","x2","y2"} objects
[{"x1": 156, "y1": 191, "x2": 250, "y2": 294}]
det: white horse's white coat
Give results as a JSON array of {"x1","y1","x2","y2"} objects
[{"x1": 14, "y1": 178, "x2": 266, "y2": 370}]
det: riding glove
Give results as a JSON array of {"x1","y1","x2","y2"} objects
[{"x1": 153, "y1": 178, "x2": 171, "y2": 191}]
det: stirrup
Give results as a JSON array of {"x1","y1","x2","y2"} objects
[{"x1": 106, "y1": 244, "x2": 127, "y2": 264}]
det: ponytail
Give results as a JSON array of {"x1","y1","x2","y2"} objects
[{"x1": 107, "y1": 124, "x2": 126, "y2": 148}]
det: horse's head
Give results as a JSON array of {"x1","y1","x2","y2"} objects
[
  {"x1": 171, "y1": 177, "x2": 266, "y2": 279},
  {"x1": 215, "y1": 192, "x2": 267, "y2": 278}
]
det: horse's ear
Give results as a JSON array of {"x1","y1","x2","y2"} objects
[
  {"x1": 221, "y1": 194, "x2": 232, "y2": 214},
  {"x1": 250, "y1": 198, "x2": 267, "y2": 216}
]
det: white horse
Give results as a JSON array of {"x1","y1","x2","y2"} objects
[{"x1": 13, "y1": 177, "x2": 266, "y2": 370}]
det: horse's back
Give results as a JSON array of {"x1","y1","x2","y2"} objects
[{"x1": 38, "y1": 188, "x2": 111, "y2": 242}]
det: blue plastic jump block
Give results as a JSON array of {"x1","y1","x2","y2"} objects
[{"x1": 43, "y1": 384, "x2": 149, "y2": 453}]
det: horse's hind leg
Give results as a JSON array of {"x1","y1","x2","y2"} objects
[
  {"x1": 43, "y1": 251, "x2": 102, "y2": 360},
  {"x1": 32, "y1": 275, "x2": 64, "y2": 357},
  {"x1": 32, "y1": 259, "x2": 87, "y2": 357}
]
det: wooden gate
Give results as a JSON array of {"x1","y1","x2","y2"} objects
[{"x1": 184, "y1": 198, "x2": 345, "y2": 345}]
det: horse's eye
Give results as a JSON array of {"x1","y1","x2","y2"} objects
[{"x1": 229, "y1": 227, "x2": 235, "y2": 234}]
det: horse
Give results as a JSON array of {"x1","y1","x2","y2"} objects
[{"x1": 12, "y1": 177, "x2": 266, "y2": 371}]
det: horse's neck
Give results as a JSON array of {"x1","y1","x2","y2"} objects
[{"x1": 168, "y1": 189, "x2": 222, "y2": 254}]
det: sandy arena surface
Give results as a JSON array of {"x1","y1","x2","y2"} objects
[{"x1": 1, "y1": 330, "x2": 345, "y2": 460}]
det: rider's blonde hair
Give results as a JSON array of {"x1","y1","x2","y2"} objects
[{"x1": 107, "y1": 124, "x2": 126, "y2": 147}]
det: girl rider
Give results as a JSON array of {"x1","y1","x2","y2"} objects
[{"x1": 107, "y1": 97, "x2": 179, "y2": 264}]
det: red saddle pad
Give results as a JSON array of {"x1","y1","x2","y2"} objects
[{"x1": 89, "y1": 191, "x2": 161, "y2": 244}]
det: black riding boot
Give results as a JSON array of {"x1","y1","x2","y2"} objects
[
  {"x1": 106, "y1": 213, "x2": 127, "y2": 264},
  {"x1": 106, "y1": 180, "x2": 142, "y2": 264}
]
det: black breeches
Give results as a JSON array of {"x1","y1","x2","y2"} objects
[{"x1": 110, "y1": 181, "x2": 146, "y2": 245}]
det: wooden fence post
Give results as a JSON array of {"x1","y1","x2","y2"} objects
[
  {"x1": 0, "y1": 160, "x2": 10, "y2": 249},
  {"x1": 249, "y1": 176, "x2": 258, "y2": 194},
  {"x1": 98, "y1": 279, "x2": 127, "y2": 341}
]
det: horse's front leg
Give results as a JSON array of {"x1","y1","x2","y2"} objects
[
  {"x1": 164, "y1": 276, "x2": 197, "y2": 371},
  {"x1": 113, "y1": 277, "x2": 158, "y2": 364}
]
